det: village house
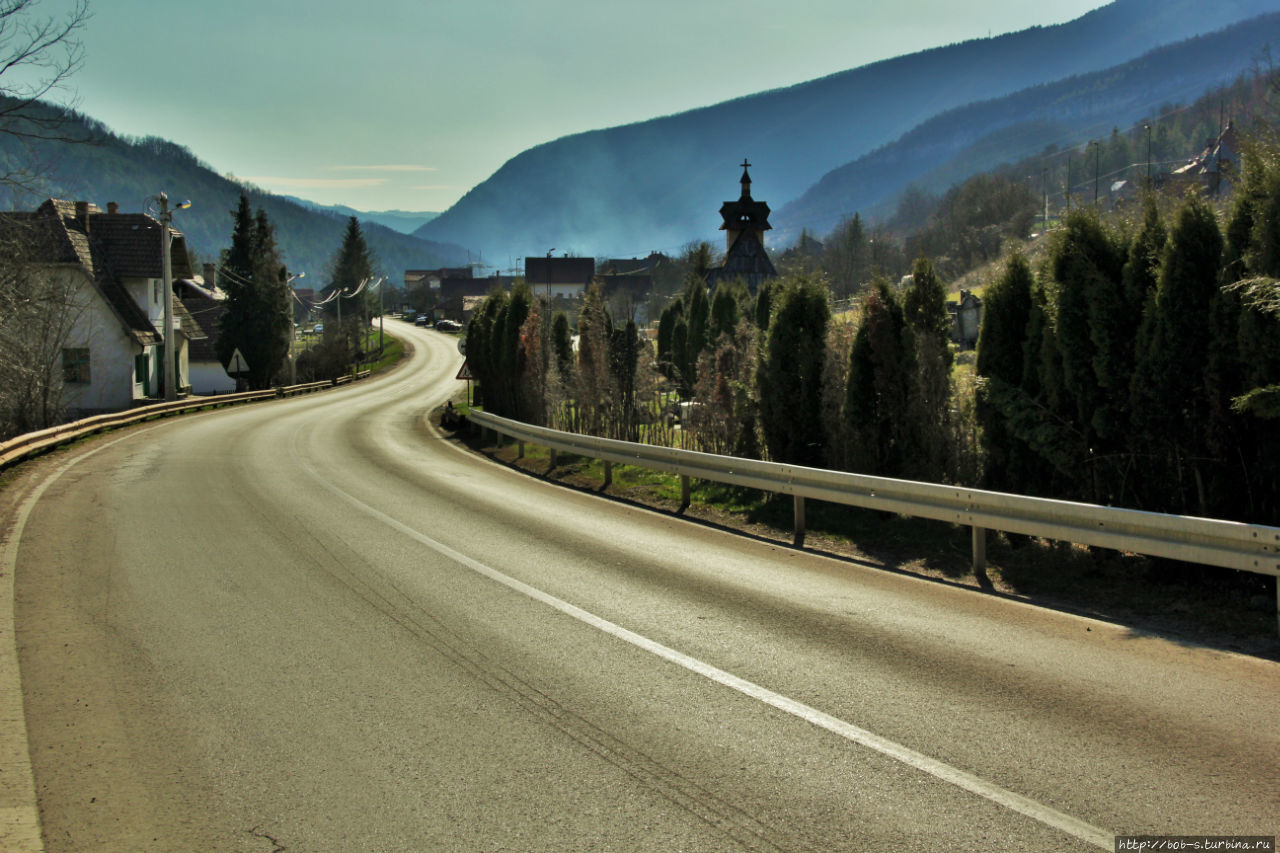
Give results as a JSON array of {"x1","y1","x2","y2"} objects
[
  {"x1": 177, "y1": 264, "x2": 236, "y2": 395},
  {"x1": 0, "y1": 199, "x2": 207, "y2": 416},
  {"x1": 524, "y1": 256, "x2": 595, "y2": 300}
]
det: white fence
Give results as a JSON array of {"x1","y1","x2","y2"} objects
[{"x1": 469, "y1": 410, "x2": 1280, "y2": 631}]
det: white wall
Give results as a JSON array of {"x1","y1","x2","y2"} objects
[
  {"x1": 189, "y1": 360, "x2": 235, "y2": 395},
  {"x1": 60, "y1": 269, "x2": 142, "y2": 414}
]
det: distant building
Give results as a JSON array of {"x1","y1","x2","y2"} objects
[
  {"x1": 525, "y1": 256, "x2": 594, "y2": 299},
  {"x1": 406, "y1": 267, "x2": 473, "y2": 292},
  {"x1": 178, "y1": 264, "x2": 235, "y2": 395},
  {"x1": 438, "y1": 274, "x2": 513, "y2": 321},
  {"x1": 947, "y1": 290, "x2": 984, "y2": 350},
  {"x1": 705, "y1": 160, "x2": 778, "y2": 293}
]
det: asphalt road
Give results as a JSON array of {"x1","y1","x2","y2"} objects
[{"x1": 7, "y1": 319, "x2": 1279, "y2": 852}]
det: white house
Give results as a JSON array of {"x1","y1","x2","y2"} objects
[
  {"x1": 1, "y1": 199, "x2": 206, "y2": 416},
  {"x1": 179, "y1": 270, "x2": 236, "y2": 395}
]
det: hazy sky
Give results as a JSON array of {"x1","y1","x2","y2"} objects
[{"x1": 36, "y1": 0, "x2": 1106, "y2": 213}]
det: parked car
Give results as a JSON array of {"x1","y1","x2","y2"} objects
[
  {"x1": 435, "y1": 319, "x2": 462, "y2": 332},
  {"x1": 414, "y1": 315, "x2": 429, "y2": 326},
  {"x1": 313, "y1": 323, "x2": 324, "y2": 334}
]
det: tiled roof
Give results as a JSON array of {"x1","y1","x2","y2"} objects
[
  {"x1": 92, "y1": 214, "x2": 194, "y2": 279},
  {"x1": 5, "y1": 199, "x2": 198, "y2": 347},
  {"x1": 181, "y1": 292, "x2": 223, "y2": 362},
  {"x1": 525, "y1": 257, "x2": 595, "y2": 285}
]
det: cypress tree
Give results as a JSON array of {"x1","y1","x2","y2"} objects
[
  {"x1": 1049, "y1": 210, "x2": 1126, "y2": 499},
  {"x1": 551, "y1": 310, "x2": 573, "y2": 378},
  {"x1": 845, "y1": 280, "x2": 915, "y2": 476},
  {"x1": 902, "y1": 257, "x2": 953, "y2": 480},
  {"x1": 757, "y1": 276, "x2": 829, "y2": 466},
  {"x1": 709, "y1": 281, "x2": 743, "y2": 343},
  {"x1": 975, "y1": 253, "x2": 1035, "y2": 492},
  {"x1": 1131, "y1": 195, "x2": 1224, "y2": 514}
]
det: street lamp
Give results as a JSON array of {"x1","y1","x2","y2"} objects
[
  {"x1": 1091, "y1": 140, "x2": 1100, "y2": 207},
  {"x1": 286, "y1": 271, "x2": 305, "y2": 385},
  {"x1": 1145, "y1": 123, "x2": 1153, "y2": 183},
  {"x1": 157, "y1": 192, "x2": 191, "y2": 402},
  {"x1": 546, "y1": 248, "x2": 555, "y2": 303}
]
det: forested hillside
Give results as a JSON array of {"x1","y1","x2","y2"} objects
[
  {"x1": 416, "y1": 0, "x2": 1280, "y2": 260},
  {"x1": 0, "y1": 108, "x2": 468, "y2": 277},
  {"x1": 776, "y1": 12, "x2": 1280, "y2": 242}
]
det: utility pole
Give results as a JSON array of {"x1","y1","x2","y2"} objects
[
  {"x1": 1092, "y1": 140, "x2": 1100, "y2": 207},
  {"x1": 1145, "y1": 123, "x2": 1153, "y2": 184},
  {"x1": 286, "y1": 272, "x2": 305, "y2": 385},
  {"x1": 157, "y1": 192, "x2": 190, "y2": 402},
  {"x1": 1041, "y1": 166, "x2": 1048, "y2": 231},
  {"x1": 377, "y1": 276, "x2": 385, "y2": 354}
]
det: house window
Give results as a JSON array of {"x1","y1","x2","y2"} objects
[
  {"x1": 62, "y1": 348, "x2": 91, "y2": 384},
  {"x1": 134, "y1": 352, "x2": 148, "y2": 383}
]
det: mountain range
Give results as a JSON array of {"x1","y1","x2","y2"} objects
[
  {"x1": 414, "y1": 0, "x2": 1280, "y2": 260},
  {"x1": 0, "y1": 118, "x2": 468, "y2": 280},
  {"x1": 776, "y1": 11, "x2": 1280, "y2": 243},
  {"x1": 279, "y1": 195, "x2": 438, "y2": 235}
]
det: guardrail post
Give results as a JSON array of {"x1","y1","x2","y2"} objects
[
  {"x1": 972, "y1": 525, "x2": 987, "y2": 575},
  {"x1": 517, "y1": 440, "x2": 524, "y2": 459},
  {"x1": 603, "y1": 460, "x2": 612, "y2": 488},
  {"x1": 680, "y1": 475, "x2": 690, "y2": 511},
  {"x1": 793, "y1": 495, "x2": 806, "y2": 547},
  {"x1": 548, "y1": 448, "x2": 557, "y2": 472}
]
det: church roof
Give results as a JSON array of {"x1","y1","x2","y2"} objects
[{"x1": 719, "y1": 160, "x2": 771, "y2": 233}]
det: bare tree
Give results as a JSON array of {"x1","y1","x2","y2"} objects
[
  {"x1": 0, "y1": 222, "x2": 88, "y2": 437},
  {"x1": 0, "y1": 0, "x2": 91, "y2": 192}
]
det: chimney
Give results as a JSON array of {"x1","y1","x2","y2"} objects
[
  {"x1": 107, "y1": 201, "x2": 119, "y2": 214},
  {"x1": 74, "y1": 201, "x2": 89, "y2": 233},
  {"x1": 203, "y1": 262, "x2": 217, "y2": 292}
]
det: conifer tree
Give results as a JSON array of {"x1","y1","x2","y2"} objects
[
  {"x1": 216, "y1": 194, "x2": 291, "y2": 390},
  {"x1": 323, "y1": 216, "x2": 376, "y2": 348},
  {"x1": 1130, "y1": 194, "x2": 1223, "y2": 513},
  {"x1": 1049, "y1": 211, "x2": 1126, "y2": 494},
  {"x1": 975, "y1": 253, "x2": 1034, "y2": 491},
  {"x1": 845, "y1": 281, "x2": 915, "y2": 476},
  {"x1": 757, "y1": 276, "x2": 829, "y2": 466},
  {"x1": 576, "y1": 285, "x2": 613, "y2": 437},
  {"x1": 902, "y1": 257, "x2": 953, "y2": 480},
  {"x1": 709, "y1": 281, "x2": 743, "y2": 343}
]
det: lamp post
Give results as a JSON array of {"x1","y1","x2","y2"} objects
[
  {"x1": 286, "y1": 271, "x2": 305, "y2": 385},
  {"x1": 1091, "y1": 140, "x2": 1100, "y2": 207},
  {"x1": 545, "y1": 248, "x2": 555, "y2": 304},
  {"x1": 157, "y1": 192, "x2": 191, "y2": 402},
  {"x1": 1145, "y1": 123, "x2": 1153, "y2": 183}
]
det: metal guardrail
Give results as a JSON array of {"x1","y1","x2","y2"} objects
[
  {"x1": 470, "y1": 410, "x2": 1280, "y2": 630},
  {"x1": 0, "y1": 373, "x2": 371, "y2": 471}
]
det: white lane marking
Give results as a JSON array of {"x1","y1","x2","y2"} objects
[{"x1": 293, "y1": 444, "x2": 1112, "y2": 850}]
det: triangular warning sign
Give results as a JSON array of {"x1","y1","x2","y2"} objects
[
  {"x1": 227, "y1": 348, "x2": 249, "y2": 375},
  {"x1": 456, "y1": 360, "x2": 474, "y2": 380}
]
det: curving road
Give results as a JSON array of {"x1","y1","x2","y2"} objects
[{"x1": 6, "y1": 319, "x2": 1279, "y2": 851}]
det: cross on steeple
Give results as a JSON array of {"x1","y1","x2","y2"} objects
[{"x1": 739, "y1": 158, "x2": 753, "y2": 199}]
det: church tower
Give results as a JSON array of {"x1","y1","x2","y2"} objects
[{"x1": 707, "y1": 159, "x2": 777, "y2": 292}]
